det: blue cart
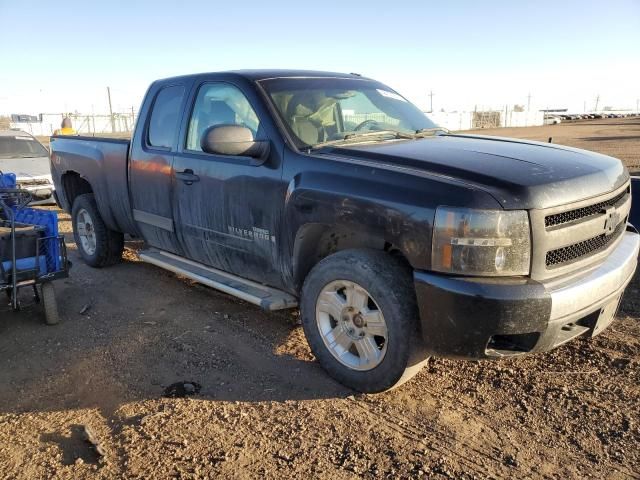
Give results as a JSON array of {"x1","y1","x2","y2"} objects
[{"x1": 0, "y1": 172, "x2": 70, "y2": 324}]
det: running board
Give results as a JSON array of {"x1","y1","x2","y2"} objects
[{"x1": 138, "y1": 249, "x2": 298, "y2": 311}]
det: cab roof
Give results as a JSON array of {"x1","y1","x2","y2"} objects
[{"x1": 155, "y1": 69, "x2": 371, "y2": 84}]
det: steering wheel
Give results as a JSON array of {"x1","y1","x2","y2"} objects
[{"x1": 353, "y1": 119, "x2": 380, "y2": 131}]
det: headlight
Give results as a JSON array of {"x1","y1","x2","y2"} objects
[{"x1": 431, "y1": 207, "x2": 531, "y2": 276}]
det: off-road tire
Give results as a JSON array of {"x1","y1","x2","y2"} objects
[
  {"x1": 71, "y1": 193, "x2": 124, "y2": 267},
  {"x1": 300, "y1": 249, "x2": 428, "y2": 393}
]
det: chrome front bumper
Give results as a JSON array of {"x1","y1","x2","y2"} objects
[
  {"x1": 547, "y1": 229, "x2": 639, "y2": 323},
  {"x1": 16, "y1": 175, "x2": 56, "y2": 204}
]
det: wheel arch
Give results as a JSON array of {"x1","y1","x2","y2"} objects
[
  {"x1": 60, "y1": 171, "x2": 93, "y2": 212},
  {"x1": 291, "y1": 223, "x2": 412, "y2": 291}
]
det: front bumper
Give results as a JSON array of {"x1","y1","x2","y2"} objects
[{"x1": 414, "y1": 227, "x2": 640, "y2": 359}]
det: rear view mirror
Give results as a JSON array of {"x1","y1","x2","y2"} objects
[{"x1": 200, "y1": 125, "x2": 269, "y2": 163}]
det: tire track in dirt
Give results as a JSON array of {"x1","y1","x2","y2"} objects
[
  {"x1": 350, "y1": 398, "x2": 508, "y2": 478},
  {"x1": 415, "y1": 383, "x2": 639, "y2": 479}
]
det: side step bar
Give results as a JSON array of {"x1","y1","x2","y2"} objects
[{"x1": 138, "y1": 249, "x2": 298, "y2": 311}]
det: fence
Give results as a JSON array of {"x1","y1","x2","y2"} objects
[
  {"x1": 8, "y1": 107, "x2": 545, "y2": 137},
  {"x1": 343, "y1": 112, "x2": 401, "y2": 127},
  {"x1": 9, "y1": 112, "x2": 135, "y2": 137},
  {"x1": 428, "y1": 109, "x2": 544, "y2": 131}
]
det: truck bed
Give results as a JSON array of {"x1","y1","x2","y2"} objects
[{"x1": 49, "y1": 135, "x2": 138, "y2": 235}]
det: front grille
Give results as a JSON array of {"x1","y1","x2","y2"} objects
[
  {"x1": 546, "y1": 221, "x2": 625, "y2": 267},
  {"x1": 545, "y1": 188, "x2": 629, "y2": 228}
]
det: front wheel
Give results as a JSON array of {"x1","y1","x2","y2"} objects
[
  {"x1": 71, "y1": 193, "x2": 124, "y2": 268},
  {"x1": 300, "y1": 249, "x2": 428, "y2": 393}
]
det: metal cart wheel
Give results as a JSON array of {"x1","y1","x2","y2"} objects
[
  {"x1": 41, "y1": 283, "x2": 60, "y2": 325},
  {"x1": 7, "y1": 288, "x2": 20, "y2": 311}
]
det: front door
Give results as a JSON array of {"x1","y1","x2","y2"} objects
[{"x1": 172, "y1": 82, "x2": 285, "y2": 287}]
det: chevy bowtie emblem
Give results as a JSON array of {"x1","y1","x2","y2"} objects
[{"x1": 603, "y1": 207, "x2": 620, "y2": 235}]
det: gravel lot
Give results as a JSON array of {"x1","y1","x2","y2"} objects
[{"x1": 1, "y1": 117, "x2": 639, "y2": 479}]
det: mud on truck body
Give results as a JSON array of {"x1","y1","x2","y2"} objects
[{"x1": 50, "y1": 70, "x2": 639, "y2": 392}]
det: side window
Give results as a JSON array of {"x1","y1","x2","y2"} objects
[
  {"x1": 147, "y1": 85, "x2": 185, "y2": 149},
  {"x1": 186, "y1": 83, "x2": 260, "y2": 152}
]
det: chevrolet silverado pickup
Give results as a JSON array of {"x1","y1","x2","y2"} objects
[{"x1": 50, "y1": 70, "x2": 639, "y2": 392}]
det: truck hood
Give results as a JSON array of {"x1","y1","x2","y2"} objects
[
  {"x1": 328, "y1": 134, "x2": 628, "y2": 209},
  {"x1": 0, "y1": 156, "x2": 52, "y2": 180}
]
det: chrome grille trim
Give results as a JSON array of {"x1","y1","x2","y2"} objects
[{"x1": 545, "y1": 187, "x2": 630, "y2": 228}]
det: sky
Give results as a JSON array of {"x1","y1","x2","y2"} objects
[{"x1": 0, "y1": 0, "x2": 639, "y2": 116}]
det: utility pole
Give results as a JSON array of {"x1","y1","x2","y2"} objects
[
  {"x1": 526, "y1": 92, "x2": 532, "y2": 111},
  {"x1": 107, "y1": 86, "x2": 115, "y2": 133},
  {"x1": 427, "y1": 90, "x2": 435, "y2": 113},
  {"x1": 583, "y1": 100, "x2": 587, "y2": 113},
  {"x1": 91, "y1": 104, "x2": 96, "y2": 135},
  {"x1": 594, "y1": 94, "x2": 600, "y2": 113},
  {"x1": 636, "y1": 99, "x2": 639, "y2": 113}
]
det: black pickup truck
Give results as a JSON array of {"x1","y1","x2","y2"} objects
[{"x1": 50, "y1": 70, "x2": 639, "y2": 392}]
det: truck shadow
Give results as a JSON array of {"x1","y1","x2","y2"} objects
[{"x1": 0, "y1": 240, "x2": 352, "y2": 419}]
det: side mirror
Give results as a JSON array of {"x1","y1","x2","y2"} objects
[{"x1": 200, "y1": 125, "x2": 269, "y2": 163}]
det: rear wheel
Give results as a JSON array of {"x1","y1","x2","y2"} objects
[
  {"x1": 301, "y1": 249, "x2": 428, "y2": 393},
  {"x1": 41, "y1": 283, "x2": 59, "y2": 325},
  {"x1": 71, "y1": 194, "x2": 124, "y2": 267}
]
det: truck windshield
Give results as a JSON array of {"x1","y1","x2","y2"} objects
[
  {"x1": 0, "y1": 136, "x2": 48, "y2": 158},
  {"x1": 259, "y1": 77, "x2": 438, "y2": 149}
]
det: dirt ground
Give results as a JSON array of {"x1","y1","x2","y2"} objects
[{"x1": 1, "y1": 118, "x2": 639, "y2": 479}]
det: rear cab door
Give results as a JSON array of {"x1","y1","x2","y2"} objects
[{"x1": 129, "y1": 80, "x2": 191, "y2": 254}]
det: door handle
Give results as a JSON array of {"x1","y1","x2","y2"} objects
[{"x1": 176, "y1": 169, "x2": 200, "y2": 185}]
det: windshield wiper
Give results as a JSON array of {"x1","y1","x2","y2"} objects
[
  {"x1": 310, "y1": 130, "x2": 415, "y2": 151},
  {"x1": 415, "y1": 127, "x2": 450, "y2": 137}
]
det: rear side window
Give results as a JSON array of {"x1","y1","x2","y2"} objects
[{"x1": 147, "y1": 85, "x2": 185, "y2": 149}]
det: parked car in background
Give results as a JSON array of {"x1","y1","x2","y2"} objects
[
  {"x1": 544, "y1": 115, "x2": 561, "y2": 125},
  {"x1": 0, "y1": 130, "x2": 55, "y2": 204}
]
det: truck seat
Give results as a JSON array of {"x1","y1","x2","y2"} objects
[{"x1": 286, "y1": 94, "x2": 323, "y2": 146}]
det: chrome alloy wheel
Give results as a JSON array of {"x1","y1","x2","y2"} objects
[
  {"x1": 315, "y1": 280, "x2": 388, "y2": 371},
  {"x1": 76, "y1": 208, "x2": 97, "y2": 256}
]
